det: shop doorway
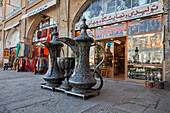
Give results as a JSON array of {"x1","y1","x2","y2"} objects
[{"x1": 95, "y1": 37, "x2": 126, "y2": 80}]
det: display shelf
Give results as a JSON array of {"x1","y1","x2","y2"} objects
[{"x1": 127, "y1": 63, "x2": 163, "y2": 66}]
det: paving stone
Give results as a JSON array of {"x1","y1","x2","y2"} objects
[
  {"x1": 112, "y1": 103, "x2": 146, "y2": 113},
  {"x1": 4, "y1": 95, "x2": 53, "y2": 111},
  {"x1": 144, "y1": 108, "x2": 169, "y2": 113},
  {"x1": 157, "y1": 98, "x2": 170, "y2": 112},
  {"x1": 121, "y1": 97, "x2": 158, "y2": 108},
  {"x1": 81, "y1": 104, "x2": 128, "y2": 113},
  {"x1": 0, "y1": 106, "x2": 10, "y2": 113}
]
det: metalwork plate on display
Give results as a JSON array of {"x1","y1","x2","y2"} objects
[{"x1": 65, "y1": 90, "x2": 100, "y2": 100}]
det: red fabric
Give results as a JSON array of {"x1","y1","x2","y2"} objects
[
  {"x1": 44, "y1": 34, "x2": 50, "y2": 55},
  {"x1": 25, "y1": 59, "x2": 29, "y2": 71},
  {"x1": 31, "y1": 58, "x2": 35, "y2": 72},
  {"x1": 41, "y1": 29, "x2": 47, "y2": 38}
]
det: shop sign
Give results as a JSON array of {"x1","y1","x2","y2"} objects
[
  {"x1": 75, "y1": 2, "x2": 163, "y2": 30},
  {"x1": 95, "y1": 24, "x2": 126, "y2": 39},
  {"x1": 21, "y1": 0, "x2": 56, "y2": 19},
  {"x1": 4, "y1": 21, "x2": 20, "y2": 31}
]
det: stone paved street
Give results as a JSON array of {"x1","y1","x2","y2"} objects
[{"x1": 0, "y1": 68, "x2": 170, "y2": 113}]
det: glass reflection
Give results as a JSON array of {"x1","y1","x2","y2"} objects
[
  {"x1": 128, "y1": 17, "x2": 162, "y2": 35},
  {"x1": 117, "y1": 0, "x2": 131, "y2": 11},
  {"x1": 105, "y1": 0, "x2": 116, "y2": 14},
  {"x1": 151, "y1": 0, "x2": 159, "y2": 3},
  {"x1": 92, "y1": 0, "x2": 103, "y2": 18},
  {"x1": 128, "y1": 32, "x2": 163, "y2": 64},
  {"x1": 132, "y1": 0, "x2": 150, "y2": 7}
]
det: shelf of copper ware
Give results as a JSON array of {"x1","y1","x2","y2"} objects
[{"x1": 127, "y1": 64, "x2": 163, "y2": 66}]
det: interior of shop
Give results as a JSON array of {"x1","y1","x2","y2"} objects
[{"x1": 95, "y1": 37, "x2": 126, "y2": 80}]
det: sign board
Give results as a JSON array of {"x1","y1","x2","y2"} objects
[
  {"x1": 75, "y1": 2, "x2": 163, "y2": 30},
  {"x1": 21, "y1": 0, "x2": 56, "y2": 19},
  {"x1": 95, "y1": 24, "x2": 126, "y2": 39}
]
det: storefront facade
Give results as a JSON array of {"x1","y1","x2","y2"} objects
[
  {"x1": 74, "y1": 0, "x2": 167, "y2": 81},
  {"x1": 0, "y1": 0, "x2": 169, "y2": 82}
]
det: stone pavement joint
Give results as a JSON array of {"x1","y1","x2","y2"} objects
[
  {"x1": 0, "y1": 106, "x2": 10, "y2": 113},
  {"x1": 81, "y1": 104, "x2": 129, "y2": 113}
]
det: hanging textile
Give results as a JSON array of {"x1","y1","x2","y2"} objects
[
  {"x1": 24, "y1": 44, "x2": 30, "y2": 57},
  {"x1": 16, "y1": 43, "x2": 20, "y2": 57},
  {"x1": 30, "y1": 57, "x2": 48, "y2": 74},
  {"x1": 47, "y1": 28, "x2": 51, "y2": 35},
  {"x1": 13, "y1": 58, "x2": 30, "y2": 71},
  {"x1": 18, "y1": 44, "x2": 25, "y2": 57},
  {"x1": 44, "y1": 34, "x2": 50, "y2": 55},
  {"x1": 41, "y1": 29, "x2": 47, "y2": 38},
  {"x1": 37, "y1": 31, "x2": 41, "y2": 39}
]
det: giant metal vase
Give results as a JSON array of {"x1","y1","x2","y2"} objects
[
  {"x1": 43, "y1": 26, "x2": 64, "y2": 87},
  {"x1": 56, "y1": 18, "x2": 105, "y2": 94}
]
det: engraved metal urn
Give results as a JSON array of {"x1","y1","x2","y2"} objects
[
  {"x1": 42, "y1": 26, "x2": 64, "y2": 87},
  {"x1": 57, "y1": 57, "x2": 75, "y2": 90},
  {"x1": 56, "y1": 18, "x2": 105, "y2": 94}
]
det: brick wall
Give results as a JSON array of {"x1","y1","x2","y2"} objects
[{"x1": 163, "y1": 0, "x2": 170, "y2": 81}]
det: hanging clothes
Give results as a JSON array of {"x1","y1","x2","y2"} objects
[
  {"x1": 37, "y1": 31, "x2": 41, "y2": 39},
  {"x1": 16, "y1": 43, "x2": 20, "y2": 57},
  {"x1": 18, "y1": 44, "x2": 25, "y2": 57},
  {"x1": 24, "y1": 44, "x2": 30, "y2": 57},
  {"x1": 41, "y1": 29, "x2": 47, "y2": 38},
  {"x1": 47, "y1": 28, "x2": 51, "y2": 36},
  {"x1": 25, "y1": 59, "x2": 30, "y2": 71},
  {"x1": 44, "y1": 34, "x2": 50, "y2": 55},
  {"x1": 30, "y1": 58, "x2": 48, "y2": 74},
  {"x1": 13, "y1": 58, "x2": 18, "y2": 70}
]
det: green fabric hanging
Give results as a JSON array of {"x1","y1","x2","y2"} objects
[
  {"x1": 41, "y1": 59, "x2": 45, "y2": 71},
  {"x1": 16, "y1": 43, "x2": 20, "y2": 57}
]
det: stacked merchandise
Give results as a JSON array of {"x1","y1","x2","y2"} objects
[
  {"x1": 13, "y1": 58, "x2": 30, "y2": 71},
  {"x1": 30, "y1": 57, "x2": 48, "y2": 74}
]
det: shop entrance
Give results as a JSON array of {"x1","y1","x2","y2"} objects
[{"x1": 95, "y1": 37, "x2": 126, "y2": 80}]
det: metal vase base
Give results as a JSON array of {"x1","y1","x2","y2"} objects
[
  {"x1": 43, "y1": 78, "x2": 64, "y2": 87},
  {"x1": 65, "y1": 89, "x2": 100, "y2": 100},
  {"x1": 59, "y1": 77, "x2": 72, "y2": 91}
]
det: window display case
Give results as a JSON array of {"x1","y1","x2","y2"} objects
[
  {"x1": 128, "y1": 65, "x2": 162, "y2": 81},
  {"x1": 128, "y1": 32, "x2": 163, "y2": 64}
]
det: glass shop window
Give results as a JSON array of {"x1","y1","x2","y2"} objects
[
  {"x1": 116, "y1": 0, "x2": 131, "y2": 12},
  {"x1": 151, "y1": 0, "x2": 159, "y2": 3},
  {"x1": 132, "y1": 0, "x2": 150, "y2": 8},
  {"x1": 104, "y1": 0, "x2": 116, "y2": 14},
  {"x1": 128, "y1": 16, "x2": 162, "y2": 35},
  {"x1": 91, "y1": 0, "x2": 103, "y2": 18},
  {"x1": 78, "y1": 6, "x2": 91, "y2": 22},
  {"x1": 127, "y1": 32, "x2": 163, "y2": 64},
  {"x1": 128, "y1": 65, "x2": 163, "y2": 80}
]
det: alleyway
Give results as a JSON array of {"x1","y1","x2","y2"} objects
[{"x1": 0, "y1": 68, "x2": 170, "y2": 113}]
